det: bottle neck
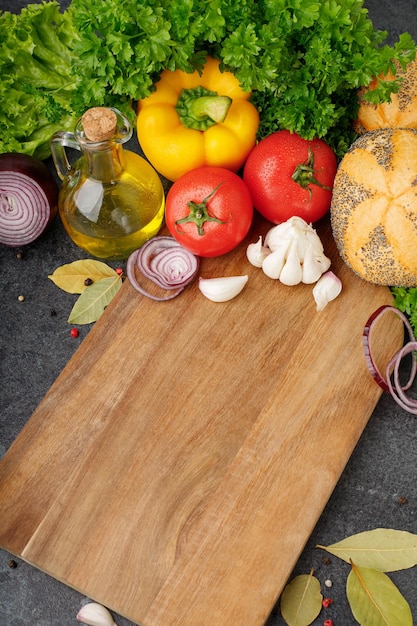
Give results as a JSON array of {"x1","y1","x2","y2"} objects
[{"x1": 83, "y1": 142, "x2": 124, "y2": 182}]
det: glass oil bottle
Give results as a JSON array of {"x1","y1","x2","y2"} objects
[{"x1": 50, "y1": 107, "x2": 165, "y2": 260}]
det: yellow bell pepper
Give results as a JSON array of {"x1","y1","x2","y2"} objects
[{"x1": 137, "y1": 57, "x2": 260, "y2": 181}]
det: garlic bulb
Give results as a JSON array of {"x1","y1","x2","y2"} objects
[
  {"x1": 199, "y1": 275, "x2": 248, "y2": 302},
  {"x1": 77, "y1": 602, "x2": 118, "y2": 626},
  {"x1": 312, "y1": 271, "x2": 342, "y2": 311},
  {"x1": 256, "y1": 216, "x2": 330, "y2": 285}
]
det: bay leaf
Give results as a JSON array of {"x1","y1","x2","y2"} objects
[
  {"x1": 347, "y1": 563, "x2": 412, "y2": 626},
  {"x1": 280, "y1": 572, "x2": 322, "y2": 626},
  {"x1": 48, "y1": 259, "x2": 117, "y2": 294},
  {"x1": 68, "y1": 276, "x2": 122, "y2": 324},
  {"x1": 317, "y1": 528, "x2": 417, "y2": 572}
]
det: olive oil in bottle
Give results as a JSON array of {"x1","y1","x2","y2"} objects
[{"x1": 51, "y1": 107, "x2": 165, "y2": 260}]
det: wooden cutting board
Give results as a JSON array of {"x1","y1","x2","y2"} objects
[{"x1": 0, "y1": 216, "x2": 403, "y2": 625}]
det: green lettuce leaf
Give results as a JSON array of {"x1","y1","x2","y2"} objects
[{"x1": 0, "y1": 2, "x2": 80, "y2": 159}]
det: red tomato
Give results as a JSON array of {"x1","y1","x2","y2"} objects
[
  {"x1": 243, "y1": 130, "x2": 337, "y2": 224},
  {"x1": 165, "y1": 166, "x2": 253, "y2": 257}
]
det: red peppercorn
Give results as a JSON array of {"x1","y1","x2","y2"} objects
[
  {"x1": 324, "y1": 620, "x2": 334, "y2": 626},
  {"x1": 115, "y1": 267, "x2": 123, "y2": 275},
  {"x1": 322, "y1": 598, "x2": 333, "y2": 608},
  {"x1": 70, "y1": 328, "x2": 79, "y2": 338}
]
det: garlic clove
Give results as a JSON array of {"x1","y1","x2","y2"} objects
[
  {"x1": 77, "y1": 602, "x2": 118, "y2": 626},
  {"x1": 279, "y1": 240, "x2": 303, "y2": 285},
  {"x1": 199, "y1": 275, "x2": 248, "y2": 302},
  {"x1": 294, "y1": 230, "x2": 311, "y2": 260},
  {"x1": 315, "y1": 254, "x2": 331, "y2": 276},
  {"x1": 304, "y1": 259, "x2": 327, "y2": 284},
  {"x1": 305, "y1": 227, "x2": 325, "y2": 252},
  {"x1": 302, "y1": 231, "x2": 324, "y2": 259},
  {"x1": 301, "y1": 244, "x2": 331, "y2": 284},
  {"x1": 262, "y1": 246, "x2": 287, "y2": 279},
  {"x1": 312, "y1": 271, "x2": 342, "y2": 311},
  {"x1": 246, "y1": 235, "x2": 271, "y2": 267}
]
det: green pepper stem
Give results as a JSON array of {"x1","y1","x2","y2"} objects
[
  {"x1": 176, "y1": 86, "x2": 232, "y2": 131},
  {"x1": 190, "y1": 95, "x2": 232, "y2": 123}
]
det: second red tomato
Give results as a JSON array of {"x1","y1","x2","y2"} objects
[
  {"x1": 165, "y1": 166, "x2": 253, "y2": 257},
  {"x1": 243, "y1": 130, "x2": 337, "y2": 224}
]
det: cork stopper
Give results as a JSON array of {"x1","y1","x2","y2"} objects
[{"x1": 81, "y1": 107, "x2": 117, "y2": 142}]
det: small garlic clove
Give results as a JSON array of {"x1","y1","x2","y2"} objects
[
  {"x1": 199, "y1": 275, "x2": 248, "y2": 302},
  {"x1": 312, "y1": 271, "x2": 342, "y2": 311},
  {"x1": 246, "y1": 236, "x2": 270, "y2": 267},
  {"x1": 316, "y1": 253, "x2": 331, "y2": 274},
  {"x1": 77, "y1": 602, "x2": 118, "y2": 626},
  {"x1": 302, "y1": 244, "x2": 326, "y2": 284},
  {"x1": 262, "y1": 245, "x2": 287, "y2": 279},
  {"x1": 279, "y1": 240, "x2": 303, "y2": 286},
  {"x1": 301, "y1": 244, "x2": 331, "y2": 284}
]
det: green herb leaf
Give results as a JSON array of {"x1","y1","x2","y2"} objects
[
  {"x1": 317, "y1": 528, "x2": 417, "y2": 572},
  {"x1": 280, "y1": 572, "x2": 322, "y2": 626},
  {"x1": 48, "y1": 260, "x2": 118, "y2": 294},
  {"x1": 347, "y1": 563, "x2": 413, "y2": 626},
  {"x1": 391, "y1": 286, "x2": 417, "y2": 337},
  {"x1": 68, "y1": 276, "x2": 122, "y2": 324},
  {"x1": 2, "y1": 0, "x2": 416, "y2": 161}
]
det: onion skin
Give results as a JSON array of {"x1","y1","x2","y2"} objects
[{"x1": 0, "y1": 153, "x2": 58, "y2": 247}]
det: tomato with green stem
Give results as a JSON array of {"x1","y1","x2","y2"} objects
[
  {"x1": 165, "y1": 166, "x2": 253, "y2": 257},
  {"x1": 243, "y1": 130, "x2": 337, "y2": 224}
]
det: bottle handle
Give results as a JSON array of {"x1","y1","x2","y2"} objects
[
  {"x1": 111, "y1": 108, "x2": 133, "y2": 144},
  {"x1": 50, "y1": 131, "x2": 81, "y2": 181}
]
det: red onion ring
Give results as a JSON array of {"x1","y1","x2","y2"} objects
[
  {"x1": 127, "y1": 236, "x2": 200, "y2": 301},
  {"x1": 363, "y1": 304, "x2": 417, "y2": 413}
]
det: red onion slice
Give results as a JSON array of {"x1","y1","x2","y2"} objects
[
  {"x1": 386, "y1": 341, "x2": 417, "y2": 414},
  {"x1": 127, "y1": 236, "x2": 200, "y2": 301},
  {"x1": 363, "y1": 304, "x2": 417, "y2": 413},
  {"x1": 0, "y1": 154, "x2": 58, "y2": 247}
]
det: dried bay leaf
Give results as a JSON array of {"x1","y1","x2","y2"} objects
[
  {"x1": 317, "y1": 528, "x2": 417, "y2": 572},
  {"x1": 347, "y1": 563, "x2": 413, "y2": 626},
  {"x1": 48, "y1": 259, "x2": 117, "y2": 293},
  {"x1": 68, "y1": 275, "x2": 122, "y2": 324},
  {"x1": 280, "y1": 572, "x2": 322, "y2": 626}
]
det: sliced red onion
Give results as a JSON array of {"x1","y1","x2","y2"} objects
[
  {"x1": 0, "y1": 153, "x2": 58, "y2": 247},
  {"x1": 363, "y1": 304, "x2": 417, "y2": 413},
  {"x1": 386, "y1": 341, "x2": 417, "y2": 414},
  {"x1": 127, "y1": 236, "x2": 200, "y2": 301}
]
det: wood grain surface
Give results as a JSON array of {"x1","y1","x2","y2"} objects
[{"x1": 0, "y1": 216, "x2": 403, "y2": 625}]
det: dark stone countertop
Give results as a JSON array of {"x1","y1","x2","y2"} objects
[{"x1": 0, "y1": 1, "x2": 416, "y2": 625}]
